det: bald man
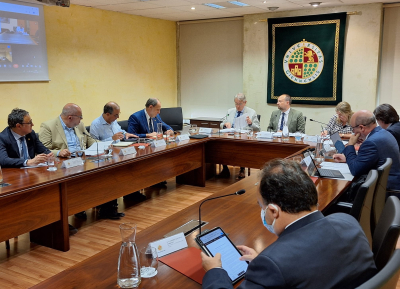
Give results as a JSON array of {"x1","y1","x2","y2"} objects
[
  {"x1": 90, "y1": 101, "x2": 137, "y2": 141},
  {"x1": 333, "y1": 110, "x2": 400, "y2": 191},
  {"x1": 39, "y1": 103, "x2": 96, "y2": 158}
]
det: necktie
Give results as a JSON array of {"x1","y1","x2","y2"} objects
[
  {"x1": 149, "y1": 118, "x2": 153, "y2": 133},
  {"x1": 20, "y1": 136, "x2": 29, "y2": 160},
  {"x1": 280, "y1": 112, "x2": 285, "y2": 131}
]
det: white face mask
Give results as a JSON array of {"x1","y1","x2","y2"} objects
[{"x1": 261, "y1": 204, "x2": 278, "y2": 235}]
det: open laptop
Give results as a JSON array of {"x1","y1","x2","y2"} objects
[
  {"x1": 303, "y1": 153, "x2": 345, "y2": 179},
  {"x1": 330, "y1": 132, "x2": 345, "y2": 153}
]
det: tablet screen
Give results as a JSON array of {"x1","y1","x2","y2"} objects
[{"x1": 198, "y1": 227, "x2": 248, "y2": 283}]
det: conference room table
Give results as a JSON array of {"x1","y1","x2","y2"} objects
[
  {"x1": 31, "y1": 158, "x2": 350, "y2": 289},
  {"x1": 0, "y1": 133, "x2": 347, "y2": 253}
]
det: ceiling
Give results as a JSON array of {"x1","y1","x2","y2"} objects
[{"x1": 70, "y1": 0, "x2": 398, "y2": 21}]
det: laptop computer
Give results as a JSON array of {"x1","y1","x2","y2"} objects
[
  {"x1": 303, "y1": 153, "x2": 345, "y2": 179},
  {"x1": 330, "y1": 132, "x2": 345, "y2": 153}
]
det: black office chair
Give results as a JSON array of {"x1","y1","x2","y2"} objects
[
  {"x1": 356, "y1": 249, "x2": 400, "y2": 289},
  {"x1": 159, "y1": 107, "x2": 183, "y2": 131},
  {"x1": 371, "y1": 158, "x2": 392, "y2": 235},
  {"x1": 372, "y1": 196, "x2": 400, "y2": 271},
  {"x1": 5, "y1": 240, "x2": 10, "y2": 249},
  {"x1": 85, "y1": 125, "x2": 90, "y2": 133},
  {"x1": 336, "y1": 169, "x2": 378, "y2": 246},
  {"x1": 118, "y1": 120, "x2": 129, "y2": 132},
  {"x1": 304, "y1": 116, "x2": 307, "y2": 123}
]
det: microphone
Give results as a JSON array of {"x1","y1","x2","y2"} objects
[
  {"x1": 309, "y1": 119, "x2": 328, "y2": 126},
  {"x1": 198, "y1": 189, "x2": 246, "y2": 235}
]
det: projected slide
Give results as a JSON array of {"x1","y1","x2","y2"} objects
[{"x1": 0, "y1": 0, "x2": 49, "y2": 82}]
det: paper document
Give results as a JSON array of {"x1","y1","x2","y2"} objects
[
  {"x1": 84, "y1": 140, "x2": 113, "y2": 156},
  {"x1": 235, "y1": 113, "x2": 249, "y2": 129},
  {"x1": 113, "y1": 142, "x2": 134, "y2": 147},
  {"x1": 220, "y1": 128, "x2": 234, "y2": 133},
  {"x1": 20, "y1": 162, "x2": 47, "y2": 169}
]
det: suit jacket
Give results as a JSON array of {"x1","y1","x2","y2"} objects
[
  {"x1": 387, "y1": 122, "x2": 400, "y2": 151},
  {"x1": 220, "y1": 107, "x2": 260, "y2": 132},
  {"x1": 38, "y1": 117, "x2": 96, "y2": 155},
  {"x1": 343, "y1": 126, "x2": 400, "y2": 190},
  {"x1": 267, "y1": 108, "x2": 305, "y2": 133},
  {"x1": 0, "y1": 127, "x2": 50, "y2": 168},
  {"x1": 127, "y1": 109, "x2": 172, "y2": 138},
  {"x1": 202, "y1": 212, "x2": 377, "y2": 289}
]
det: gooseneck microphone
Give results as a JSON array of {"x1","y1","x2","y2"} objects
[
  {"x1": 198, "y1": 189, "x2": 246, "y2": 235},
  {"x1": 309, "y1": 119, "x2": 329, "y2": 126}
]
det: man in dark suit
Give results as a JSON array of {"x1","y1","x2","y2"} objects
[
  {"x1": 128, "y1": 98, "x2": 173, "y2": 138},
  {"x1": 0, "y1": 108, "x2": 52, "y2": 168},
  {"x1": 201, "y1": 159, "x2": 377, "y2": 289},
  {"x1": 374, "y1": 103, "x2": 400, "y2": 150},
  {"x1": 334, "y1": 110, "x2": 400, "y2": 191}
]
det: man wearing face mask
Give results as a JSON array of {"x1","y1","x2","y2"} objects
[{"x1": 201, "y1": 159, "x2": 377, "y2": 289}]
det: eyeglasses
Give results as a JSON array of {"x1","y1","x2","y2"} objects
[
  {"x1": 71, "y1": 115, "x2": 83, "y2": 119},
  {"x1": 351, "y1": 121, "x2": 374, "y2": 131},
  {"x1": 20, "y1": 120, "x2": 33, "y2": 125},
  {"x1": 234, "y1": 102, "x2": 244, "y2": 106}
]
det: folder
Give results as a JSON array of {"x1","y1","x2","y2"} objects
[{"x1": 159, "y1": 247, "x2": 205, "y2": 284}]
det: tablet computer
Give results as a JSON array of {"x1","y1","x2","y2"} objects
[{"x1": 196, "y1": 227, "x2": 248, "y2": 284}]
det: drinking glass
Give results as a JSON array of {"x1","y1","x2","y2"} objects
[
  {"x1": 190, "y1": 124, "x2": 197, "y2": 134},
  {"x1": 0, "y1": 165, "x2": 3, "y2": 185},
  {"x1": 140, "y1": 246, "x2": 158, "y2": 278},
  {"x1": 157, "y1": 123, "x2": 163, "y2": 140},
  {"x1": 234, "y1": 126, "x2": 241, "y2": 137},
  {"x1": 47, "y1": 155, "x2": 57, "y2": 171},
  {"x1": 247, "y1": 127, "x2": 254, "y2": 139},
  {"x1": 295, "y1": 131, "x2": 302, "y2": 142}
]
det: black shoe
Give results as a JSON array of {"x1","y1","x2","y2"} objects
[
  {"x1": 151, "y1": 181, "x2": 167, "y2": 187},
  {"x1": 99, "y1": 209, "x2": 124, "y2": 220},
  {"x1": 237, "y1": 169, "x2": 246, "y2": 179},
  {"x1": 124, "y1": 191, "x2": 146, "y2": 202},
  {"x1": 217, "y1": 168, "x2": 231, "y2": 178},
  {"x1": 69, "y1": 224, "x2": 78, "y2": 236},
  {"x1": 74, "y1": 211, "x2": 87, "y2": 220}
]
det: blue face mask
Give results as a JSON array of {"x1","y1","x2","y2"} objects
[{"x1": 261, "y1": 204, "x2": 278, "y2": 235}]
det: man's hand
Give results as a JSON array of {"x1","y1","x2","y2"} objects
[
  {"x1": 333, "y1": 153, "x2": 346, "y2": 163},
  {"x1": 146, "y1": 132, "x2": 157, "y2": 138},
  {"x1": 225, "y1": 122, "x2": 232, "y2": 129},
  {"x1": 246, "y1": 116, "x2": 252, "y2": 125},
  {"x1": 321, "y1": 130, "x2": 328, "y2": 136},
  {"x1": 59, "y1": 149, "x2": 71, "y2": 158},
  {"x1": 125, "y1": 133, "x2": 138, "y2": 139},
  {"x1": 348, "y1": 132, "x2": 360, "y2": 146},
  {"x1": 201, "y1": 252, "x2": 222, "y2": 272},
  {"x1": 112, "y1": 132, "x2": 124, "y2": 141},
  {"x1": 27, "y1": 154, "x2": 48, "y2": 166},
  {"x1": 237, "y1": 245, "x2": 258, "y2": 262},
  {"x1": 166, "y1": 129, "x2": 174, "y2": 136}
]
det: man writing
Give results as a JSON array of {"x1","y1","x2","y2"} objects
[
  {"x1": 267, "y1": 94, "x2": 305, "y2": 133},
  {"x1": 0, "y1": 108, "x2": 53, "y2": 168},
  {"x1": 128, "y1": 98, "x2": 173, "y2": 138},
  {"x1": 333, "y1": 110, "x2": 400, "y2": 191},
  {"x1": 201, "y1": 159, "x2": 377, "y2": 289}
]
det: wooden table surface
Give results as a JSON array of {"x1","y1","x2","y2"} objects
[
  {"x1": 31, "y1": 168, "x2": 350, "y2": 289},
  {"x1": 0, "y1": 135, "x2": 346, "y2": 253}
]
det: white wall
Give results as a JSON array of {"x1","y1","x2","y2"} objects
[
  {"x1": 179, "y1": 19, "x2": 243, "y2": 119},
  {"x1": 243, "y1": 3, "x2": 383, "y2": 134}
]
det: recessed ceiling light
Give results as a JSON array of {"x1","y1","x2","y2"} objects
[
  {"x1": 268, "y1": 6, "x2": 279, "y2": 11},
  {"x1": 228, "y1": 1, "x2": 250, "y2": 6},
  {"x1": 204, "y1": 3, "x2": 226, "y2": 9},
  {"x1": 310, "y1": 2, "x2": 321, "y2": 7},
  {"x1": 263, "y1": 0, "x2": 267, "y2": 3},
  {"x1": 191, "y1": 6, "x2": 195, "y2": 10}
]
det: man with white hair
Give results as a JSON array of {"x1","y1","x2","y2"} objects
[{"x1": 219, "y1": 93, "x2": 260, "y2": 179}]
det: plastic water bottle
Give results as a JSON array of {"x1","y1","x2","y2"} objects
[
  {"x1": 117, "y1": 223, "x2": 141, "y2": 288},
  {"x1": 282, "y1": 125, "x2": 289, "y2": 141}
]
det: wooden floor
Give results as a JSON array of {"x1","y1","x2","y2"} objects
[
  {"x1": 1, "y1": 167, "x2": 399, "y2": 288},
  {"x1": 0, "y1": 167, "x2": 247, "y2": 288}
]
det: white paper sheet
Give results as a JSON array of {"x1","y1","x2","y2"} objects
[{"x1": 84, "y1": 140, "x2": 113, "y2": 156}]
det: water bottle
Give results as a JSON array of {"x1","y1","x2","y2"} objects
[
  {"x1": 117, "y1": 223, "x2": 141, "y2": 288},
  {"x1": 282, "y1": 125, "x2": 289, "y2": 141},
  {"x1": 314, "y1": 136, "x2": 325, "y2": 165}
]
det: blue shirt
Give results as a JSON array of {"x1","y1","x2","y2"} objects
[
  {"x1": 59, "y1": 116, "x2": 80, "y2": 153},
  {"x1": 90, "y1": 115, "x2": 125, "y2": 141}
]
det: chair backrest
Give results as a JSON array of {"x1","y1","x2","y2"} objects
[
  {"x1": 372, "y1": 158, "x2": 392, "y2": 235},
  {"x1": 85, "y1": 126, "x2": 90, "y2": 133},
  {"x1": 304, "y1": 116, "x2": 307, "y2": 123},
  {"x1": 372, "y1": 196, "x2": 400, "y2": 271},
  {"x1": 355, "y1": 250, "x2": 400, "y2": 289},
  {"x1": 118, "y1": 120, "x2": 129, "y2": 132},
  {"x1": 257, "y1": 114, "x2": 261, "y2": 121},
  {"x1": 159, "y1": 107, "x2": 183, "y2": 131},
  {"x1": 350, "y1": 170, "x2": 378, "y2": 246}
]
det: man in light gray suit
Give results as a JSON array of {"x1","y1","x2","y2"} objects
[
  {"x1": 219, "y1": 93, "x2": 260, "y2": 179},
  {"x1": 267, "y1": 94, "x2": 305, "y2": 133}
]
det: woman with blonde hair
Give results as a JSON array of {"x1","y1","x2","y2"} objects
[{"x1": 322, "y1": 102, "x2": 354, "y2": 138}]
